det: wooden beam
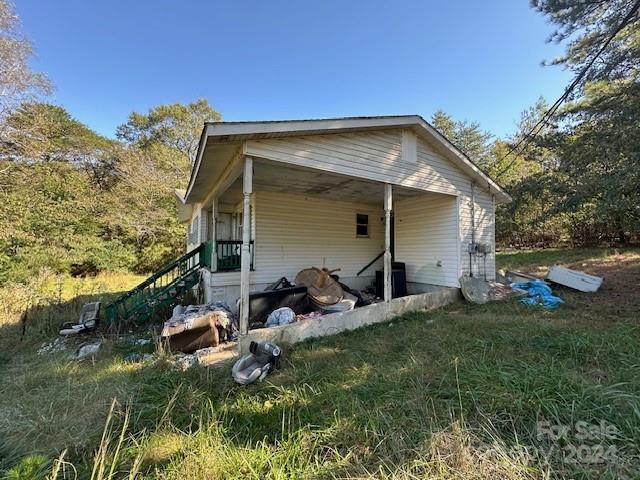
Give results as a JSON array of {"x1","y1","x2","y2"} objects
[
  {"x1": 384, "y1": 183, "x2": 393, "y2": 302},
  {"x1": 239, "y1": 156, "x2": 253, "y2": 335}
]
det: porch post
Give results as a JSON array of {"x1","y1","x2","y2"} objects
[
  {"x1": 239, "y1": 156, "x2": 253, "y2": 335},
  {"x1": 384, "y1": 183, "x2": 393, "y2": 302},
  {"x1": 210, "y1": 197, "x2": 218, "y2": 271}
]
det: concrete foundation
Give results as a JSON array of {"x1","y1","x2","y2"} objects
[
  {"x1": 406, "y1": 282, "x2": 449, "y2": 295},
  {"x1": 238, "y1": 287, "x2": 461, "y2": 353}
]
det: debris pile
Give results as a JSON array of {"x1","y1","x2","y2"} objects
[
  {"x1": 498, "y1": 263, "x2": 604, "y2": 308},
  {"x1": 161, "y1": 302, "x2": 237, "y2": 353},
  {"x1": 265, "y1": 307, "x2": 296, "y2": 327},
  {"x1": 37, "y1": 337, "x2": 68, "y2": 355},
  {"x1": 170, "y1": 343, "x2": 238, "y2": 369},
  {"x1": 511, "y1": 279, "x2": 564, "y2": 308},
  {"x1": 459, "y1": 276, "x2": 526, "y2": 304},
  {"x1": 295, "y1": 267, "x2": 345, "y2": 308},
  {"x1": 248, "y1": 266, "x2": 376, "y2": 331},
  {"x1": 295, "y1": 311, "x2": 323, "y2": 321}
]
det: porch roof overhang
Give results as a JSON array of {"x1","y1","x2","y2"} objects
[
  {"x1": 183, "y1": 115, "x2": 511, "y2": 205},
  {"x1": 218, "y1": 158, "x2": 434, "y2": 207},
  {"x1": 175, "y1": 189, "x2": 192, "y2": 223}
]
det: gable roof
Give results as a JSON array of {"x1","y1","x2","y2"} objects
[{"x1": 184, "y1": 115, "x2": 511, "y2": 204}]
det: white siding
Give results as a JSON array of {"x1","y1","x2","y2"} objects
[
  {"x1": 187, "y1": 205, "x2": 203, "y2": 252},
  {"x1": 459, "y1": 186, "x2": 495, "y2": 280},
  {"x1": 209, "y1": 191, "x2": 384, "y2": 287},
  {"x1": 401, "y1": 129, "x2": 417, "y2": 164},
  {"x1": 414, "y1": 137, "x2": 495, "y2": 280},
  {"x1": 245, "y1": 130, "x2": 461, "y2": 197},
  {"x1": 244, "y1": 131, "x2": 496, "y2": 281},
  {"x1": 395, "y1": 193, "x2": 459, "y2": 287}
]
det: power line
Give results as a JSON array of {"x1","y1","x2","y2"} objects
[{"x1": 495, "y1": 0, "x2": 640, "y2": 179}]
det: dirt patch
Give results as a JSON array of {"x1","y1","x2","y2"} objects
[{"x1": 514, "y1": 251, "x2": 640, "y2": 314}]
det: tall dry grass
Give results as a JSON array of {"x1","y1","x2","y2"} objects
[{"x1": 0, "y1": 269, "x2": 145, "y2": 337}]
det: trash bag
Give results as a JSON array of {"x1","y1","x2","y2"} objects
[
  {"x1": 265, "y1": 307, "x2": 295, "y2": 327},
  {"x1": 232, "y1": 341, "x2": 281, "y2": 385},
  {"x1": 510, "y1": 280, "x2": 564, "y2": 309}
]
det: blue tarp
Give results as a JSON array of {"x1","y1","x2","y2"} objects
[{"x1": 510, "y1": 279, "x2": 564, "y2": 309}]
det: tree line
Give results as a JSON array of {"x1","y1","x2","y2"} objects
[
  {"x1": 0, "y1": 0, "x2": 638, "y2": 286},
  {"x1": 434, "y1": 0, "x2": 639, "y2": 249},
  {"x1": 0, "y1": 0, "x2": 221, "y2": 284}
]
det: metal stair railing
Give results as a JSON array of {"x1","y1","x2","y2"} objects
[
  {"x1": 215, "y1": 240, "x2": 254, "y2": 271},
  {"x1": 105, "y1": 242, "x2": 211, "y2": 326}
]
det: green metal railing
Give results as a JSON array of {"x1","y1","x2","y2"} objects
[
  {"x1": 216, "y1": 240, "x2": 254, "y2": 271},
  {"x1": 105, "y1": 242, "x2": 211, "y2": 326}
]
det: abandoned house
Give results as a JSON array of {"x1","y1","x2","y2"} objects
[{"x1": 169, "y1": 115, "x2": 510, "y2": 347}]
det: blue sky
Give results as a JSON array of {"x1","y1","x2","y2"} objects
[{"x1": 17, "y1": 0, "x2": 570, "y2": 139}]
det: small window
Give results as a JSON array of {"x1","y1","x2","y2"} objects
[{"x1": 356, "y1": 213, "x2": 369, "y2": 237}]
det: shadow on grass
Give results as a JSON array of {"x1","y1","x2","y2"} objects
[
  {"x1": 2, "y1": 253, "x2": 640, "y2": 477},
  {"x1": 125, "y1": 300, "x2": 640, "y2": 477}
]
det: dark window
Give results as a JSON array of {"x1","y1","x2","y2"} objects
[{"x1": 356, "y1": 213, "x2": 369, "y2": 237}]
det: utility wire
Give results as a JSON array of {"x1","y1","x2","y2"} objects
[{"x1": 495, "y1": 0, "x2": 640, "y2": 179}]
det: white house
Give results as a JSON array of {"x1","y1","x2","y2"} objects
[{"x1": 176, "y1": 115, "x2": 510, "y2": 342}]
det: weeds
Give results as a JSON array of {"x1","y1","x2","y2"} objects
[{"x1": 0, "y1": 249, "x2": 639, "y2": 479}]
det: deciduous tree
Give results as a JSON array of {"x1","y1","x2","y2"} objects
[
  {"x1": 0, "y1": 0, "x2": 50, "y2": 121},
  {"x1": 116, "y1": 99, "x2": 221, "y2": 172}
]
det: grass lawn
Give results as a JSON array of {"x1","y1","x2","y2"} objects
[{"x1": 0, "y1": 248, "x2": 639, "y2": 479}]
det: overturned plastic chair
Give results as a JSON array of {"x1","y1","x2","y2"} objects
[
  {"x1": 232, "y1": 341, "x2": 281, "y2": 385},
  {"x1": 59, "y1": 302, "x2": 101, "y2": 336}
]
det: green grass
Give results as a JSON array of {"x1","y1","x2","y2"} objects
[
  {"x1": 495, "y1": 246, "x2": 636, "y2": 271},
  {"x1": 1, "y1": 249, "x2": 639, "y2": 479}
]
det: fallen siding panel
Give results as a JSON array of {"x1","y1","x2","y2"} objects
[{"x1": 547, "y1": 266, "x2": 603, "y2": 292}]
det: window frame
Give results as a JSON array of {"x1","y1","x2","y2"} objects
[{"x1": 356, "y1": 213, "x2": 370, "y2": 238}]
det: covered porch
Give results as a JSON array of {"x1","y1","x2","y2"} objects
[{"x1": 197, "y1": 155, "x2": 461, "y2": 337}]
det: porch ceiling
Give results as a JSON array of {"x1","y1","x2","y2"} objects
[
  {"x1": 219, "y1": 158, "x2": 428, "y2": 206},
  {"x1": 188, "y1": 141, "x2": 241, "y2": 202}
]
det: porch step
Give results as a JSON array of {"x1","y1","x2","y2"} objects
[{"x1": 104, "y1": 243, "x2": 210, "y2": 326}]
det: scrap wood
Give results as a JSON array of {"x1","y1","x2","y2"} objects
[
  {"x1": 505, "y1": 270, "x2": 544, "y2": 284},
  {"x1": 172, "y1": 344, "x2": 237, "y2": 370}
]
